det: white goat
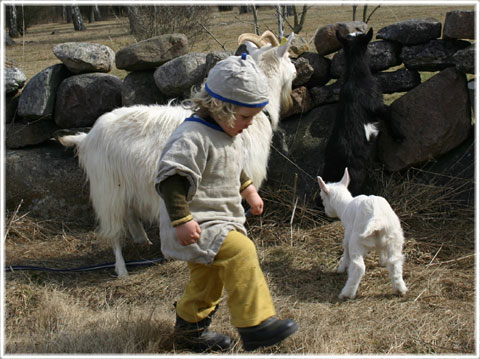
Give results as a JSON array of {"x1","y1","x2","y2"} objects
[
  {"x1": 317, "y1": 168, "x2": 407, "y2": 299},
  {"x1": 59, "y1": 33, "x2": 296, "y2": 277}
]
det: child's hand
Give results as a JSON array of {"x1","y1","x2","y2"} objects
[
  {"x1": 242, "y1": 184, "x2": 264, "y2": 215},
  {"x1": 175, "y1": 220, "x2": 201, "y2": 246},
  {"x1": 248, "y1": 192, "x2": 264, "y2": 215}
]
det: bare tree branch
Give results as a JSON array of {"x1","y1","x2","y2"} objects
[
  {"x1": 366, "y1": 5, "x2": 381, "y2": 23},
  {"x1": 200, "y1": 24, "x2": 227, "y2": 51}
]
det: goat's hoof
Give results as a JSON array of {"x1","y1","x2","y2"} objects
[
  {"x1": 338, "y1": 292, "x2": 355, "y2": 300},
  {"x1": 393, "y1": 287, "x2": 407, "y2": 297},
  {"x1": 116, "y1": 269, "x2": 129, "y2": 278}
]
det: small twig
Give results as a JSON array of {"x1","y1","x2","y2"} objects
[
  {"x1": 413, "y1": 288, "x2": 427, "y2": 302},
  {"x1": 428, "y1": 254, "x2": 475, "y2": 266},
  {"x1": 200, "y1": 24, "x2": 227, "y2": 51},
  {"x1": 4, "y1": 200, "x2": 23, "y2": 240},
  {"x1": 290, "y1": 197, "x2": 298, "y2": 246},
  {"x1": 427, "y1": 243, "x2": 443, "y2": 266}
]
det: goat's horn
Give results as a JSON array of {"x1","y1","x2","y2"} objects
[
  {"x1": 238, "y1": 33, "x2": 268, "y2": 48},
  {"x1": 260, "y1": 30, "x2": 280, "y2": 47}
]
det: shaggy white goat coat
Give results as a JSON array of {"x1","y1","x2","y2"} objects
[
  {"x1": 317, "y1": 168, "x2": 407, "y2": 299},
  {"x1": 59, "y1": 34, "x2": 296, "y2": 277}
]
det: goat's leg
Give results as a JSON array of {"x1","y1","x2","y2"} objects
[
  {"x1": 339, "y1": 251, "x2": 365, "y2": 300},
  {"x1": 387, "y1": 253, "x2": 407, "y2": 296},
  {"x1": 112, "y1": 238, "x2": 129, "y2": 278},
  {"x1": 337, "y1": 231, "x2": 351, "y2": 273},
  {"x1": 126, "y1": 207, "x2": 152, "y2": 245},
  {"x1": 377, "y1": 245, "x2": 387, "y2": 267},
  {"x1": 337, "y1": 245, "x2": 350, "y2": 273}
]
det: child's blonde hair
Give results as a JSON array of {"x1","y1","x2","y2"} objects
[{"x1": 187, "y1": 85, "x2": 237, "y2": 128}]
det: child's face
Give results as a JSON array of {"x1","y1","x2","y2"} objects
[{"x1": 218, "y1": 106, "x2": 264, "y2": 137}]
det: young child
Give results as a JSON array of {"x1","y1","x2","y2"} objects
[{"x1": 155, "y1": 53, "x2": 298, "y2": 352}]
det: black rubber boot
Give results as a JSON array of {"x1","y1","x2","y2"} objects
[
  {"x1": 174, "y1": 307, "x2": 232, "y2": 352},
  {"x1": 237, "y1": 317, "x2": 298, "y2": 351}
]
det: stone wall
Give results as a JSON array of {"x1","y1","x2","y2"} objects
[{"x1": 4, "y1": 10, "x2": 475, "y2": 222}]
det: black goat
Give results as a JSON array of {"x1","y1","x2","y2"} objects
[{"x1": 322, "y1": 28, "x2": 404, "y2": 195}]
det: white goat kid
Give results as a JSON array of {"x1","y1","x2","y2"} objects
[
  {"x1": 59, "y1": 33, "x2": 296, "y2": 277},
  {"x1": 317, "y1": 168, "x2": 407, "y2": 299}
]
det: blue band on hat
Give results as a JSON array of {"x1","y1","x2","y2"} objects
[
  {"x1": 205, "y1": 83, "x2": 269, "y2": 108},
  {"x1": 241, "y1": 52, "x2": 247, "y2": 60}
]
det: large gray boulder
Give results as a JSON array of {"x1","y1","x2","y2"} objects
[
  {"x1": 17, "y1": 64, "x2": 71, "y2": 120},
  {"x1": 378, "y1": 67, "x2": 472, "y2": 171},
  {"x1": 375, "y1": 69, "x2": 421, "y2": 94},
  {"x1": 115, "y1": 34, "x2": 188, "y2": 71},
  {"x1": 53, "y1": 42, "x2": 115, "y2": 74},
  {"x1": 314, "y1": 21, "x2": 368, "y2": 56},
  {"x1": 5, "y1": 141, "x2": 94, "y2": 227},
  {"x1": 204, "y1": 50, "x2": 232, "y2": 76},
  {"x1": 282, "y1": 86, "x2": 314, "y2": 118},
  {"x1": 5, "y1": 93, "x2": 20, "y2": 123},
  {"x1": 331, "y1": 40, "x2": 401, "y2": 78},
  {"x1": 443, "y1": 10, "x2": 475, "y2": 40},
  {"x1": 452, "y1": 44, "x2": 475, "y2": 74},
  {"x1": 309, "y1": 81, "x2": 342, "y2": 107},
  {"x1": 122, "y1": 70, "x2": 168, "y2": 106},
  {"x1": 400, "y1": 39, "x2": 471, "y2": 71},
  {"x1": 5, "y1": 66, "x2": 27, "y2": 95},
  {"x1": 154, "y1": 52, "x2": 207, "y2": 98},
  {"x1": 292, "y1": 57, "x2": 314, "y2": 87},
  {"x1": 376, "y1": 18, "x2": 442, "y2": 45},
  {"x1": 299, "y1": 52, "x2": 331, "y2": 88},
  {"x1": 54, "y1": 73, "x2": 123, "y2": 128},
  {"x1": 6, "y1": 119, "x2": 59, "y2": 149}
]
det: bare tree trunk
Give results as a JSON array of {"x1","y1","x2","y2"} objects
[
  {"x1": 363, "y1": 5, "x2": 368, "y2": 22},
  {"x1": 352, "y1": 5, "x2": 357, "y2": 21},
  {"x1": 292, "y1": 5, "x2": 308, "y2": 34},
  {"x1": 88, "y1": 5, "x2": 100, "y2": 23},
  {"x1": 251, "y1": 5, "x2": 259, "y2": 35},
  {"x1": 285, "y1": 5, "x2": 294, "y2": 17},
  {"x1": 7, "y1": 6, "x2": 19, "y2": 38},
  {"x1": 94, "y1": 5, "x2": 101, "y2": 21},
  {"x1": 239, "y1": 6, "x2": 250, "y2": 14},
  {"x1": 64, "y1": 5, "x2": 72, "y2": 23},
  {"x1": 127, "y1": 6, "x2": 141, "y2": 37},
  {"x1": 71, "y1": 5, "x2": 86, "y2": 31},
  {"x1": 276, "y1": 5, "x2": 283, "y2": 41}
]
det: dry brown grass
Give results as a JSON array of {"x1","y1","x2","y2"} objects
[
  {"x1": 4, "y1": 164, "x2": 475, "y2": 355},
  {"x1": 3, "y1": 4, "x2": 476, "y2": 356}
]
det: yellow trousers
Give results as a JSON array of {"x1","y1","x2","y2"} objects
[{"x1": 176, "y1": 230, "x2": 276, "y2": 328}]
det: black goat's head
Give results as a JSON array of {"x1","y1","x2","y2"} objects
[{"x1": 336, "y1": 27, "x2": 373, "y2": 58}]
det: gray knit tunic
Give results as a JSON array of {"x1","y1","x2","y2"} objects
[{"x1": 155, "y1": 117, "x2": 247, "y2": 263}]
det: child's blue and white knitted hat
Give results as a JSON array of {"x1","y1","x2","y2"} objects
[{"x1": 205, "y1": 53, "x2": 269, "y2": 108}]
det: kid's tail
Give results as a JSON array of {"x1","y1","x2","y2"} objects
[
  {"x1": 58, "y1": 132, "x2": 87, "y2": 148},
  {"x1": 360, "y1": 217, "x2": 383, "y2": 238}
]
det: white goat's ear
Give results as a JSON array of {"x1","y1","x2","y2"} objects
[
  {"x1": 277, "y1": 32, "x2": 294, "y2": 58},
  {"x1": 341, "y1": 168, "x2": 351, "y2": 188},
  {"x1": 317, "y1": 176, "x2": 329, "y2": 195}
]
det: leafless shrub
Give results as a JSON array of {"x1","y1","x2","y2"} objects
[{"x1": 126, "y1": 5, "x2": 213, "y2": 46}]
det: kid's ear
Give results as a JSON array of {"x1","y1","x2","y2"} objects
[
  {"x1": 341, "y1": 168, "x2": 351, "y2": 188},
  {"x1": 317, "y1": 176, "x2": 329, "y2": 195}
]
